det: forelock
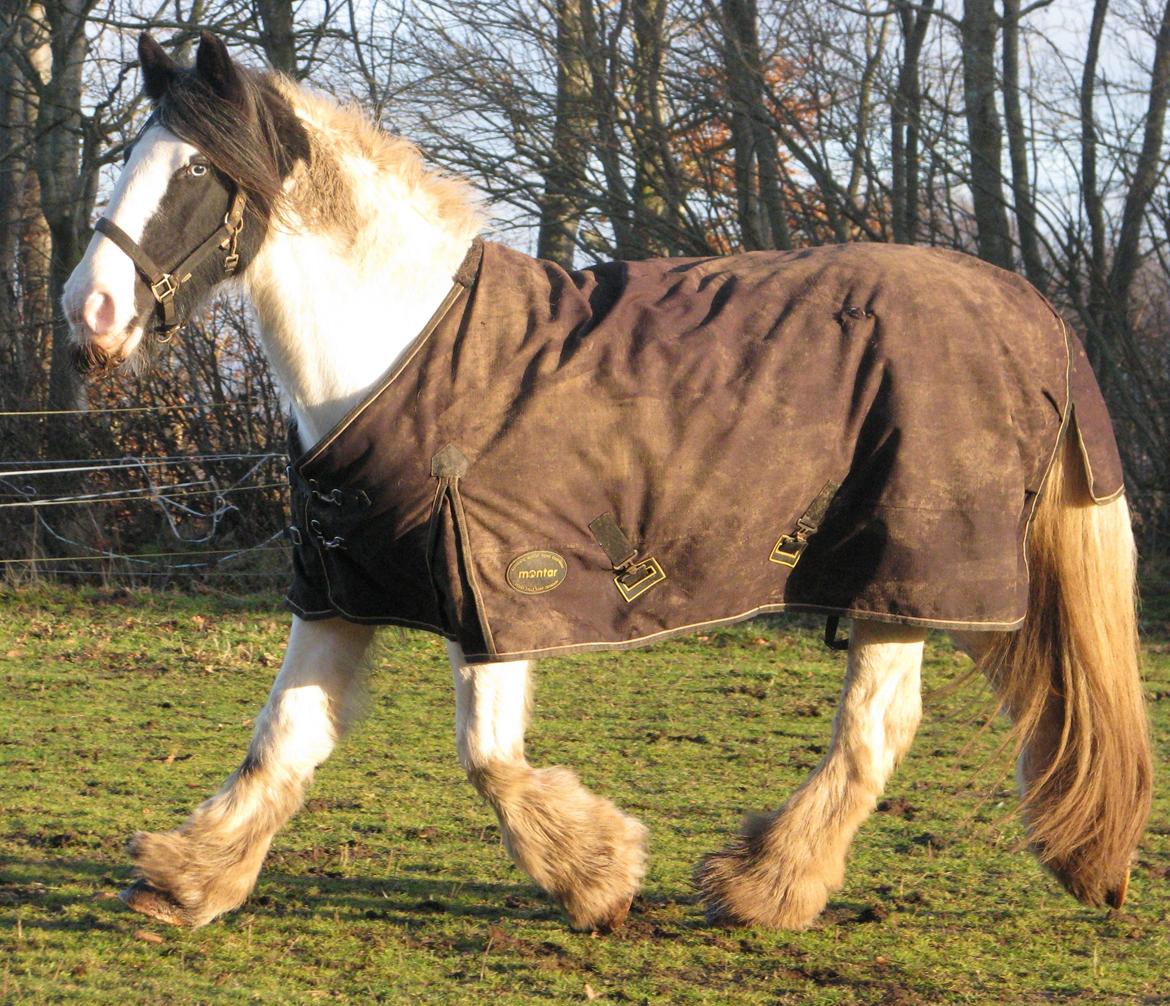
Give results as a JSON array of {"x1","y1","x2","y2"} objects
[{"x1": 153, "y1": 67, "x2": 309, "y2": 222}]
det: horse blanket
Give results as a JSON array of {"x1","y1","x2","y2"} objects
[{"x1": 284, "y1": 240, "x2": 1123, "y2": 662}]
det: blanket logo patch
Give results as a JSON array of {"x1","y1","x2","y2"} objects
[{"x1": 507, "y1": 551, "x2": 568, "y2": 594}]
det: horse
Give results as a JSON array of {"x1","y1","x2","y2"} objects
[{"x1": 61, "y1": 32, "x2": 1152, "y2": 933}]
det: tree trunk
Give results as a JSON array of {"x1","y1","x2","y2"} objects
[
  {"x1": 892, "y1": 0, "x2": 933, "y2": 244},
  {"x1": 630, "y1": 0, "x2": 683, "y2": 256},
  {"x1": 720, "y1": 0, "x2": 791, "y2": 250},
  {"x1": 537, "y1": 0, "x2": 591, "y2": 267},
  {"x1": 579, "y1": 0, "x2": 636, "y2": 257},
  {"x1": 30, "y1": 0, "x2": 93, "y2": 420},
  {"x1": 1079, "y1": 0, "x2": 1110, "y2": 349},
  {"x1": 847, "y1": 13, "x2": 888, "y2": 216},
  {"x1": 721, "y1": 0, "x2": 763, "y2": 249},
  {"x1": 254, "y1": 0, "x2": 298, "y2": 76},
  {"x1": 960, "y1": 0, "x2": 1012, "y2": 268},
  {"x1": 0, "y1": 5, "x2": 32, "y2": 399},
  {"x1": 1107, "y1": 0, "x2": 1170, "y2": 316},
  {"x1": 1001, "y1": 0, "x2": 1045, "y2": 289}
]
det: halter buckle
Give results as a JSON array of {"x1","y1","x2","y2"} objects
[
  {"x1": 151, "y1": 273, "x2": 178, "y2": 302},
  {"x1": 221, "y1": 219, "x2": 242, "y2": 275}
]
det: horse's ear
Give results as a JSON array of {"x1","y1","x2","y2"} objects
[
  {"x1": 138, "y1": 34, "x2": 178, "y2": 101},
  {"x1": 195, "y1": 31, "x2": 246, "y2": 107}
]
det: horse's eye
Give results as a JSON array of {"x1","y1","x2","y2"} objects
[{"x1": 188, "y1": 163, "x2": 208, "y2": 178}]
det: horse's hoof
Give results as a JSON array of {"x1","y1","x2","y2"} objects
[
  {"x1": 118, "y1": 879, "x2": 188, "y2": 926},
  {"x1": 1105, "y1": 869, "x2": 1130, "y2": 909},
  {"x1": 593, "y1": 897, "x2": 632, "y2": 934}
]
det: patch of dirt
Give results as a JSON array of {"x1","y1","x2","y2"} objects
[
  {"x1": 23, "y1": 830, "x2": 79, "y2": 849},
  {"x1": 0, "y1": 881, "x2": 49, "y2": 906},
  {"x1": 403, "y1": 826, "x2": 440, "y2": 842},
  {"x1": 881, "y1": 987, "x2": 930, "y2": 1006},
  {"x1": 852, "y1": 903, "x2": 889, "y2": 924},
  {"x1": 303, "y1": 797, "x2": 362, "y2": 813},
  {"x1": 458, "y1": 924, "x2": 580, "y2": 973},
  {"x1": 876, "y1": 796, "x2": 918, "y2": 820},
  {"x1": 718, "y1": 683, "x2": 769, "y2": 700}
]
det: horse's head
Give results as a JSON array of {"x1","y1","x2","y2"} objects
[{"x1": 64, "y1": 32, "x2": 309, "y2": 372}]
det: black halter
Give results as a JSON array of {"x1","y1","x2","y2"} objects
[{"x1": 94, "y1": 188, "x2": 247, "y2": 342}]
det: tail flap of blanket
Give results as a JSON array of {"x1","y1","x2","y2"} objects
[{"x1": 1067, "y1": 333, "x2": 1125, "y2": 503}]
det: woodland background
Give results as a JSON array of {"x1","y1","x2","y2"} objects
[{"x1": 1, "y1": 0, "x2": 1169, "y2": 583}]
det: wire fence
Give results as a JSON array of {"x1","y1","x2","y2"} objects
[{"x1": 0, "y1": 402, "x2": 293, "y2": 591}]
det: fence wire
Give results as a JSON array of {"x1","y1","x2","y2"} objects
[{"x1": 0, "y1": 439, "x2": 292, "y2": 588}]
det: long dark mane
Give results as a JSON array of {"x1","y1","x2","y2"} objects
[{"x1": 154, "y1": 67, "x2": 309, "y2": 223}]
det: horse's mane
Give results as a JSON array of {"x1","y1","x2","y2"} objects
[
  {"x1": 155, "y1": 67, "x2": 481, "y2": 241},
  {"x1": 272, "y1": 78, "x2": 483, "y2": 241}
]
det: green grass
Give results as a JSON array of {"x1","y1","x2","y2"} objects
[{"x1": 2, "y1": 586, "x2": 1168, "y2": 1004}]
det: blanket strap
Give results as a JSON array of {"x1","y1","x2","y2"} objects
[
  {"x1": 588, "y1": 512, "x2": 667, "y2": 603},
  {"x1": 769, "y1": 479, "x2": 841, "y2": 568},
  {"x1": 824, "y1": 616, "x2": 850, "y2": 651}
]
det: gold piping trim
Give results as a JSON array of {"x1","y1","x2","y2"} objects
[
  {"x1": 460, "y1": 602, "x2": 1025, "y2": 663},
  {"x1": 1015, "y1": 316, "x2": 1075, "y2": 611},
  {"x1": 295, "y1": 250, "x2": 480, "y2": 472},
  {"x1": 283, "y1": 593, "x2": 1024, "y2": 658}
]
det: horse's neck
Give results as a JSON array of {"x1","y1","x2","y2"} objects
[{"x1": 244, "y1": 194, "x2": 477, "y2": 447}]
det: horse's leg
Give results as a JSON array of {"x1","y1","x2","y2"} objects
[
  {"x1": 448, "y1": 641, "x2": 648, "y2": 931},
  {"x1": 695, "y1": 619, "x2": 925, "y2": 928},
  {"x1": 121, "y1": 617, "x2": 375, "y2": 927}
]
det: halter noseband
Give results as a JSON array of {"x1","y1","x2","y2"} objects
[{"x1": 94, "y1": 188, "x2": 247, "y2": 342}]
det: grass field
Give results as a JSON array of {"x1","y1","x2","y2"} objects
[{"x1": 2, "y1": 586, "x2": 1167, "y2": 1005}]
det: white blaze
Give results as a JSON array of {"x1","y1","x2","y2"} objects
[{"x1": 62, "y1": 125, "x2": 199, "y2": 356}]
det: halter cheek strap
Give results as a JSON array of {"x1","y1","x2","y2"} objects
[{"x1": 94, "y1": 189, "x2": 247, "y2": 342}]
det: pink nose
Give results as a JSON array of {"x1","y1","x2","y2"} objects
[{"x1": 82, "y1": 289, "x2": 118, "y2": 335}]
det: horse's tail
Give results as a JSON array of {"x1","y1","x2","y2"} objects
[{"x1": 981, "y1": 429, "x2": 1152, "y2": 907}]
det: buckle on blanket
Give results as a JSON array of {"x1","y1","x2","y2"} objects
[
  {"x1": 589, "y1": 512, "x2": 667, "y2": 603},
  {"x1": 615, "y1": 556, "x2": 666, "y2": 602},
  {"x1": 769, "y1": 480, "x2": 841, "y2": 570},
  {"x1": 770, "y1": 534, "x2": 807, "y2": 568}
]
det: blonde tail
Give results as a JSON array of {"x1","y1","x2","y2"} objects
[{"x1": 982, "y1": 431, "x2": 1152, "y2": 907}]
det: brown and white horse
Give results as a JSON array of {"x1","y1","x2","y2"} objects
[{"x1": 62, "y1": 33, "x2": 1151, "y2": 932}]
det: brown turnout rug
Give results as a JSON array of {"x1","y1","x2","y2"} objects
[{"x1": 284, "y1": 240, "x2": 1122, "y2": 662}]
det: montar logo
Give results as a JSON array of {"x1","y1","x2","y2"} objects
[{"x1": 506, "y1": 550, "x2": 568, "y2": 594}]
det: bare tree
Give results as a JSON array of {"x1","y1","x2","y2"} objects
[
  {"x1": 537, "y1": 0, "x2": 591, "y2": 265},
  {"x1": 960, "y1": 0, "x2": 1012, "y2": 268},
  {"x1": 890, "y1": 0, "x2": 933, "y2": 244},
  {"x1": 720, "y1": 0, "x2": 791, "y2": 249}
]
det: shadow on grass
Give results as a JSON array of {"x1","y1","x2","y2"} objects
[
  {"x1": 5, "y1": 848, "x2": 1139, "y2": 948},
  {"x1": 4, "y1": 853, "x2": 727, "y2": 938}
]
